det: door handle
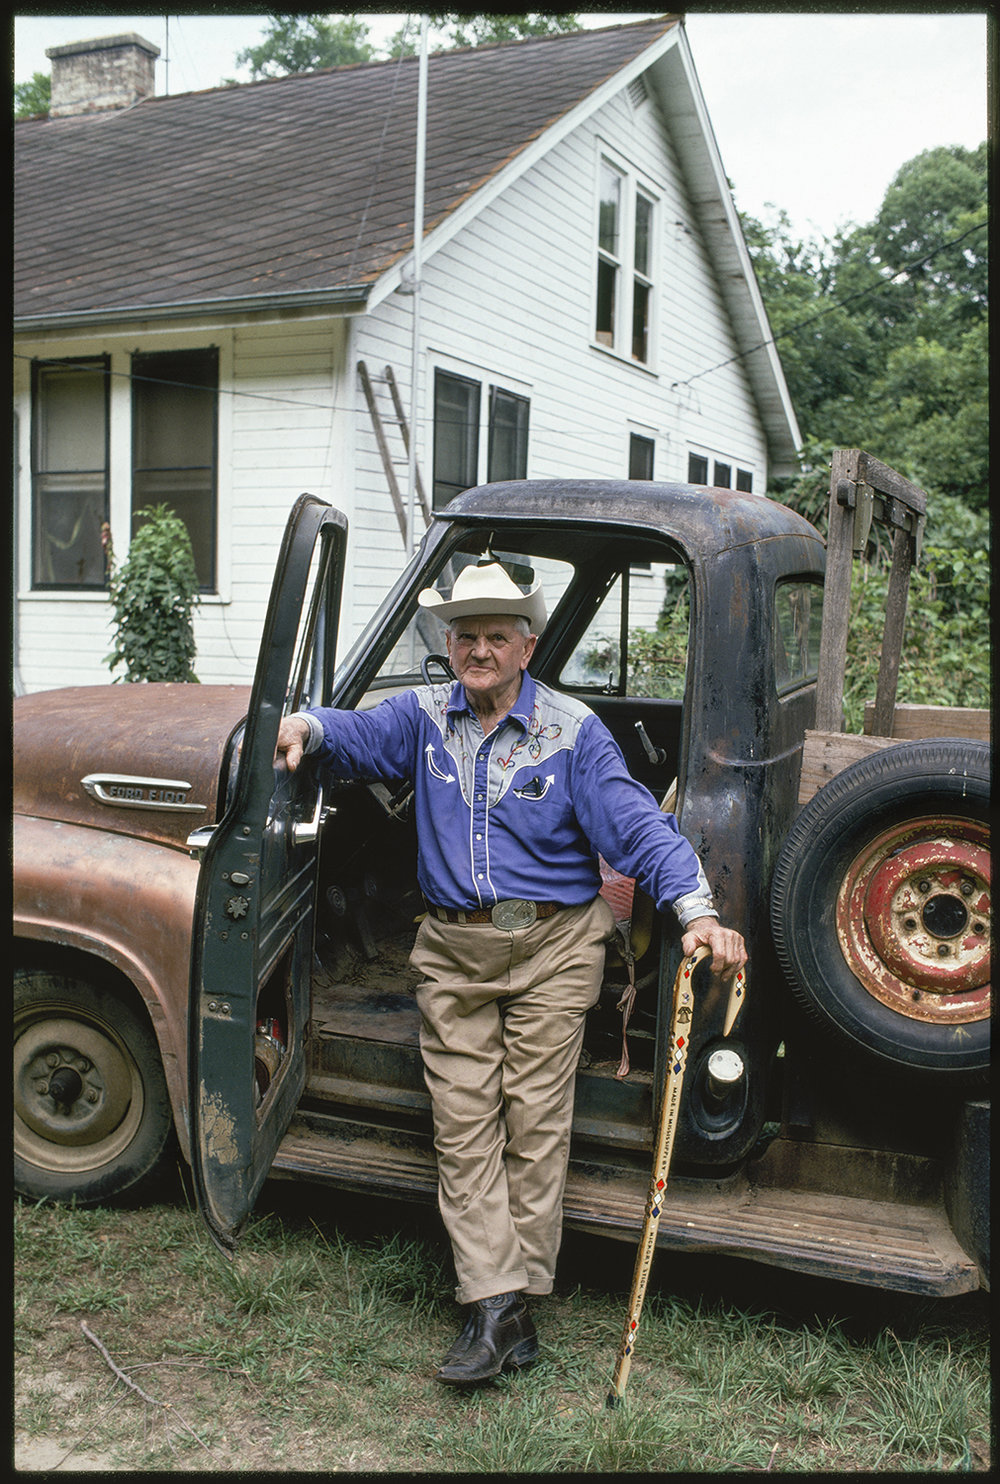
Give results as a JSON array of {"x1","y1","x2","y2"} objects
[
  {"x1": 187, "y1": 825, "x2": 216, "y2": 858},
  {"x1": 634, "y1": 721, "x2": 667, "y2": 766},
  {"x1": 292, "y1": 786, "x2": 325, "y2": 845}
]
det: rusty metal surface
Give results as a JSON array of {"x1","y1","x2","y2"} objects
[
  {"x1": 187, "y1": 497, "x2": 346, "y2": 1248},
  {"x1": 13, "y1": 813, "x2": 199, "y2": 1157},
  {"x1": 438, "y1": 480, "x2": 823, "y2": 559},
  {"x1": 270, "y1": 1112, "x2": 981, "y2": 1297},
  {"x1": 837, "y1": 816, "x2": 991, "y2": 1022},
  {"x1": 13, "y1": 684, "x2": 250, "y2": 850}
]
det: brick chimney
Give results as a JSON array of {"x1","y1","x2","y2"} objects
[{"x1": 46, "y1": 33, "x2": 160, "y2": 117}]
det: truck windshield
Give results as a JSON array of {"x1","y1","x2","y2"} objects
[
  {"x1": 357, "y1": 524, "x2": 691, "y2": 707},
  {"x1": 374, "y1": 549, "x2": 576, "y2": 684}
]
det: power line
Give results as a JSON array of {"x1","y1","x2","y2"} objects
[
  {"x1": 16, "y1": 216, "x2": 986, "y2": 432},
  {"x1": 670, "y1": 218, "x2": 987, "y2": 393}
]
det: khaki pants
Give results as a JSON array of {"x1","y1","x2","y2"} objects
[{"x1": 410, "y1": 896, "x2": 616, "y2": 1304}]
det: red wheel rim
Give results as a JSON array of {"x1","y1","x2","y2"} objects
[{"x1": 837, "y1": 815, "x2": 990, "y2": 1024}]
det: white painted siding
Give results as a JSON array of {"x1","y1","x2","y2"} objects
[
  {"x1": 346, "y1": 82, "x2": 769, "y2": 644},
  {"x1": 14, "y1": 77, "x2": 775, "y2": 692},
  {"x1": 13, "y1": 315, "x2": 353, "y2": 693}
]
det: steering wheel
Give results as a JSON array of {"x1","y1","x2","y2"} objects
[{"x1": 421, "y1": 653, "x2": 456, "y2": 685}]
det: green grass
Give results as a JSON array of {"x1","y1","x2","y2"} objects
[{"x1": 13, "y1": 1180, "x2": 991, "y2": 1473}]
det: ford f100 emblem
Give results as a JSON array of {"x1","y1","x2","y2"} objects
[{"x1": 81, "y1": 773, "x2": 207, "y2": 814}]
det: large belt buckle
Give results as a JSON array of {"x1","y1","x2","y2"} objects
[{"x1": 491, "y1": 898, "x2": 537, "y2": 930}]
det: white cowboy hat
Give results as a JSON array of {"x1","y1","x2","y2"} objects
[{"x1": 418, "y1": 558, "x2": 547, "y2": 633}]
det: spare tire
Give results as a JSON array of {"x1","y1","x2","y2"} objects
[{"x1": 771, "y1": 738, "x2": 990, "y2": 1081}]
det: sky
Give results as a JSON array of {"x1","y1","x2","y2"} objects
[{"x1": 12, "y1": 9, "x2": 989, "y2": 241}]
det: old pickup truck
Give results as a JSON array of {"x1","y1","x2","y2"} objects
[{"x1": 13, "y1": 454, "x2": 990, "y2": 1296}]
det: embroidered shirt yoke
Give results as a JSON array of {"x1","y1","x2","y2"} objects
[{"x1": 295, "y1": 672, "x2": 715, "y2": 924}]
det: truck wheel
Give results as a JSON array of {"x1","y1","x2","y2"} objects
[
  {"x1": 14, "y1": 966, "x2": 175, "y2": 1204},
  {"x1": 771, "y1": 738, "x2": 990, "y2": 1080}
]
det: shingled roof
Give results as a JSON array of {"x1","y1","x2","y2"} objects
[{"x1": 14, "y1": 16, "x2": 678, "y2": 323}]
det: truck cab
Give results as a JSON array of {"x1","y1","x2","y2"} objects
[{"x1": 13, "y1": 476, "x2": 989, "y2": 1295}]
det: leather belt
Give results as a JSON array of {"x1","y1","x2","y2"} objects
[{"x1": 427, "y1": 899, "x2": 562, "y2": 929}]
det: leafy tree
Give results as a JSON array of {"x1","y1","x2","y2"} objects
[
  {"x1": 745, "y1": 144, "x2": 989, "y2": 722},
  {"x1": 743, "y1": 211, "x2": 881, "y2": 436},
  {"x1": 869, "y1": 144, "x2": 987, "y2": 326},
  {"x1": 105, "y1": 506, "x2": 200, "y2": 683},
  {"x1": 235, "y1": 14, "x2": 375, "y2": 78},
  {"x1": 236, "y1": 12, "x2": 581, "y2": 72},
  {"x1": 14, "y1": 72, "x2": 51, "y2": 118},
  {"x1": 747, "y1": 142, "x2": 988, "y2": 512},
  {"x1": 841, "y1": 496, "x2": 990, "y2": 731},
  {"x1": 427, "y1": 13, "x2": 581, "y2": 49},
  {"x1": 850, "y1": 321, "x2": 989, "y2": 507}
]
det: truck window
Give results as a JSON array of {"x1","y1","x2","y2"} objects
[
  {"x1": 559, "y1": 564, "x2": 688, "y2": 700},
  {"x1": 774, "y1": 577, "x2": 823, "y2": 694}
]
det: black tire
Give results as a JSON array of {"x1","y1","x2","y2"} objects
[
  {"x1": 14, "y1": 964, "x2": 175, "y2": 1204},
  {"x1": 771, "y1": 738, "x2": 990, "y2": 1081}
]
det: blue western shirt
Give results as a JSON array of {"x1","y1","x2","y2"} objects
[{"x1": 294, "y1": 672, "x2": 715, "y2": 926}]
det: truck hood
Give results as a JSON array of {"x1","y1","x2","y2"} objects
[{"x1": 13, "y1": 685, "x2": 251, "y2": 851}]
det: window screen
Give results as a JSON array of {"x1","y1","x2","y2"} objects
[
  {"x1": 132, "y1": 347, "x2": 218, "y2": 589},
  {"x1": 31, "y1": 357, "x2": 110, "y2": 588},
  {"x1": 629, "y1": 433, "x2": 655, "y2": 480},
  {"x1": 433, "y1": 371, "x2": 481, "y2": 508},
  {"x1": 488, "y1": 388, "x2": 529, "y2": 482}
]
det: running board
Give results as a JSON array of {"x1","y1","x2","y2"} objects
[{"x1": 271, "y1": 1112, "x2": 980, "y2": 1297}]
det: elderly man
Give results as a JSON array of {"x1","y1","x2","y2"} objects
[{"x1": 276, "y1": 557, "x2": 746, "y2": 1386}]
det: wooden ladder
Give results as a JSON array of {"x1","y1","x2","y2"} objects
[{"x1": 357, "y1": 361, "x2": 431, "y2": 545}]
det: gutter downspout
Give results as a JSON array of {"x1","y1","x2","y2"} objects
[
  {"x1": 12, "y1": 411, "x2": 25, "y2": 696},
  {"x1": 407, "y1": 15, "x2": 428, "y2": 556}
]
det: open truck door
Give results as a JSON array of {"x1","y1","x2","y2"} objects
[{"x1": 187, "y1": 494, "x2": 346, "y2": 1250}]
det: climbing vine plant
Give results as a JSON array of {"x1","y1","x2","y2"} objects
[{"x1": 105, "y1": 505, "x2": 200, "y2": 683}]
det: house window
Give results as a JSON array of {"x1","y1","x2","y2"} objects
[
  {"x1": 433, "y1": 370, "x2": 481, "y2": 508},
  {"x1": 595, "y1": 156, "x2": 656, "y2": 365},
  {"x1": 629, "y1": 433, "x2": 655, "y2": 481},
  {"x1": 488, "y1": 387, "x2": 529, "y2": 483},
  {"x1": 629, "y1": 437, "x2": 655, "y2": 570},
  {"x1": 595, "y1": 160, "x2": 622, "y2": 349},
  {"x1": 632, "y1": 193, "x2": 654, "y2": 362},
  {"x1": 31, "y1": 357, "x2": 111, "y2": 589},
  {"x1": 132, "y1": 348, "x2": 218, "y2": 589},
  {"x1": 690, "y1": 452, "x2": 754, "y2": 491},
  {"x1": 433, "y1": 369, "x2": 530, "y2": 507}
]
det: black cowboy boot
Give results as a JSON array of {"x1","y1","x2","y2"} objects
[{"x1": 434, "y1": 1291, "x2": 538, "y2": 1385}]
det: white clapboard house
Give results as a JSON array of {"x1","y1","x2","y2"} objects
[{"x1": 13, "y1": 16, "x2": 800, "y2": 693}]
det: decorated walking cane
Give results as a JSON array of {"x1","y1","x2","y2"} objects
[{"x1": 606, "y1": 943, "x2": 747, "y2": 1408}]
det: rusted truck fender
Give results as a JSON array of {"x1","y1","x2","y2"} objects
[{"x1": 13, "y1": 813, "x2": 197, "y2": 1161}]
